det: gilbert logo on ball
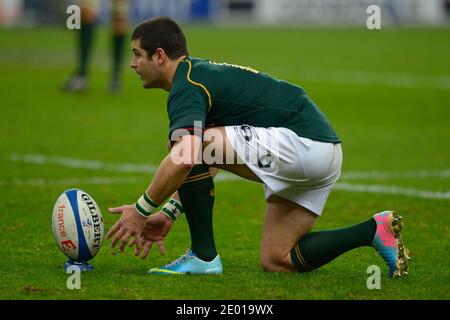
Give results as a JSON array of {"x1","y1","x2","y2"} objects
[{"x1": 52, "y1": 189, "x2": 104, "y2": 265}]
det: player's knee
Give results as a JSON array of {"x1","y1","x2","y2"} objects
[{"x1": 260, "y1": 253, "x2": 292, "y2": 273}]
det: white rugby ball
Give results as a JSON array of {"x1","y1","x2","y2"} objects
[{"x1": 52, "y1": 188, "x2": 104, "y2": 262}]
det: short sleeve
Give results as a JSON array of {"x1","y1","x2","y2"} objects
[{"x1": 168, "y1": 84, "x2": 208, "y2": 141}]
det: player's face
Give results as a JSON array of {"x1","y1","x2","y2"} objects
[{"x1": 130, "y1": 39, "x2": 162, "y2": 89}]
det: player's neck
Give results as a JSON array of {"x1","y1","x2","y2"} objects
[{"x1": 162, "y1": 55, "x2": 187, "y2": 92}]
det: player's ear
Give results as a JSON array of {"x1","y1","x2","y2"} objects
[{"x1": 153, "y1": 48, "x2": 167, "y2": 65}]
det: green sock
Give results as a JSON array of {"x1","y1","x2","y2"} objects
[
  {"x1": 111, "y1": 33, "x2": 126, "y2": 82},
  {"x1": 178, "y1": 165, "x2": 217, "y2": 262},
  {"x1": 291, "y1": 217, "x2": 377, "y2": 272},
  {"x1": 77, "y1": 22, "x2": 95, "y2": 77}
]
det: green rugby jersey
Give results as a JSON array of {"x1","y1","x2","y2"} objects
[{"x1": 168, "y1": 57, "x2": 341, "y2": 143}]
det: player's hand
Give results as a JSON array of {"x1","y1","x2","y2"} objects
[
  {"x1": 133, "y1": 211, "x2": 173, "y2": 259},
  {"x1": 107, "y1": 204, "x2": 147, "y2": 252}
]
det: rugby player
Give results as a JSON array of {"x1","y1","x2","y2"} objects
[{"x1": 107, "y1": 16, "x2": 409, "y2": 277}]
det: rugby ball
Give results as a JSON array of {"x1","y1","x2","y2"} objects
[{"x1": 52, "y1": 188, "x2": 104, "y2": 262}]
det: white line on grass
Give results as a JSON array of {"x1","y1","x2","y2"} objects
[
  {"x1": 335, "y1": 182, "x2": 450, "y2": 200},
  {"x1": 9, "y1": 153, "x2": 158, "y2": 173},
  {"x1": 0, "y1": 177, "x2": 143, "y2": 187},
  {"x1": 0, "y1": 174, "x2": 237, "y2": 187},
  {"x1": 2, "y1": 176, "x2": 448, "y2": 200},
  {"x1": 341, "y1": 170, "x2": 450, "y2": 180},
  {"x1": 7, "y1": 153, "x2": 450, "y2": 200},
  {"x1": 10, "y1": 153, "x2": 450, "y2": 180},
  {"x1": 8, "y1": 153, "x2": 238, "y2": 180}
]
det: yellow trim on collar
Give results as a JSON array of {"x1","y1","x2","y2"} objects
[{"x1": 186, "y1": 60, "x2": 212, "y2": 112}]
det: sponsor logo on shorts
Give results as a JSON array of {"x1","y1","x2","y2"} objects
[
  {"x1": 258, "y1": 153, "x2": 273, "y2": 169},
  {"x1": 240, "y1": 125, "x2": 253, "y2": 142}
]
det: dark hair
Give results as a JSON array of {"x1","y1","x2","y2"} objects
[{"x1": 131, "y1": 16, "x2": 189, "y2": 60}]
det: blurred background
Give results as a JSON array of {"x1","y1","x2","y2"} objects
[{"x1": 1, "y1": 0, "x2": 450, "y2": 26}]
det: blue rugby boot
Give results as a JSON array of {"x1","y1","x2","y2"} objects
[
  {"x1": 148, "y1": 249, "x2": 223, "y2": 275},
  {"x1": 372, "y1": 211, "x2": 410, "y2": 278}
]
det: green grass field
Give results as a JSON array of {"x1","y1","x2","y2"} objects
[{"x1": 0, "y1": 25, "x2": 449, "y2": 300}]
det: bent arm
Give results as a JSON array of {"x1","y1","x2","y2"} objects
[{"x1": 145, "y1": 134, "x2": 202, "y2": 205}]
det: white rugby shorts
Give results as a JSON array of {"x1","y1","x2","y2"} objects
[{"x1": 225, "y1": 125, "x2": 342, "y2": 215}]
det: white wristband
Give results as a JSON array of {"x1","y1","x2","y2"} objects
[
  {"x1": 161, "y1": 199, "x2": 184, "y2": 222},
  {"x1": 135, "y1": 193, "x2": 159, "y2": 217}
]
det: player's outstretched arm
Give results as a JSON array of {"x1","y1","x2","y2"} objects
[{"x1": 107, "y1": 134, "x2": 202, "y2": 255}]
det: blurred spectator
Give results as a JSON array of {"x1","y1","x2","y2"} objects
[{"x1": 62, "y1": 0, "x2": 129, "y2": 94}]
